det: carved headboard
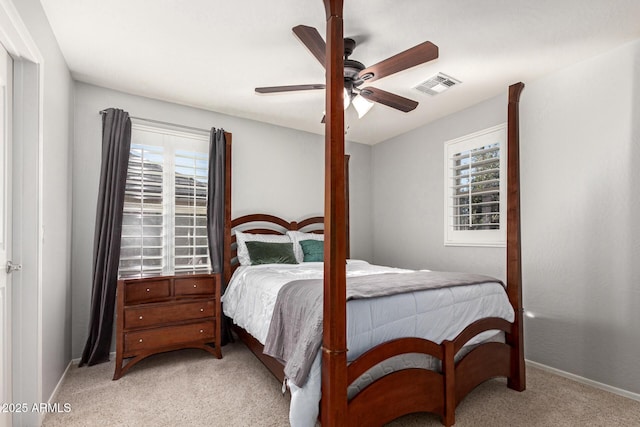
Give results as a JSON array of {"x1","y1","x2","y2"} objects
[{"x1": 224, "y1": 214, "x2": 327, "y2": 281}]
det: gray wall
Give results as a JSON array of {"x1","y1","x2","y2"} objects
[
  {"x1": 372, "y1": 39, "x2": 640, "y2": 395},
  {"x1": 72, "y1": 83, "x2": 373, "y2": 357},
  {"x1": 12, "y1": 0, "x2": 74, "y2": 411},
  {"x1": 372, "y1": 94, "x2": 507, "y2": 279},
  {"x1": 519, "y1": 39, "x2": 640, "y2": 395}
]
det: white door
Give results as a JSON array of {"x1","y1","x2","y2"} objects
[{"x1": 0, "y1": 43, "x2": 13, "y2": 427}]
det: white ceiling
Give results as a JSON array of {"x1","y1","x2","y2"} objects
[{"x1": 40, "y1": 0, "x2": 640, "y2": 145}]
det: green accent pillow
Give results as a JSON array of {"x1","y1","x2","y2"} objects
[
  {"x1": 299, "y1": 239, "x2": 324, "y2": 262},
  {"x1": 245, "y1": 241, "x2": 298, "y2": 265}
]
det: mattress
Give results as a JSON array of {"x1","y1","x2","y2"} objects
[{"x1": 221, "y1": 260, "x2": 514, "y2": 427}]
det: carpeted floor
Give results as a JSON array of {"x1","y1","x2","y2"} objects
[{"x1": 43, "y1": 342, "x2": 640, "y2": 426}]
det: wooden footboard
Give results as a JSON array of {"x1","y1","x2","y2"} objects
[
  {"x1": 232, "y1": 317, "x2": 516, "y2": 427},
  {"x1": 347, "y1": 338, "x2": 445, "y2": 425},
  {"x1": 454, "y1": 342, "x2": 511, "y2": 403},
  {"x1": 344, "y1": 317, "x2": 515, "y2": 427},
  {"x1": 348, "y1": 369, "x2": 445, "y2": 426},
  {"x1": 449, "y1": 318, "x2": 513, "y2": 409}
]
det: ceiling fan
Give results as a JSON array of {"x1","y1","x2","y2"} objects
[{"x1": 255, "y1": 25, "x2": 439, "y2": 120}]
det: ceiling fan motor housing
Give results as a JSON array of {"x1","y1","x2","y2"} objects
[
  {"x1": 344, "y1": 59, "x2": 365, "y2": 83},
  {"x1": 343, "y1": 38, "x2": 368, "y2": 87},
  {"x1": 343, "y1": 37, "x2": 356, "y2": 58}
]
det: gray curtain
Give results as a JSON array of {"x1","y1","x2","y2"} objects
[
  {"x1": 207, "y1": 128, "x2": 225, "y2": 274},
  {"x1": 80, "y1": 108, "x2": 131, "y2": 366},
  {"x1": 207, "y1": 128, "x2": 232, "y2": 344}
]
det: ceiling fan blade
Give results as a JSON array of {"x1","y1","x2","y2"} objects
[
  {"x1": 359, "y1": 87, "x2": 418, "y2": 112},
  {"x1": 357, "y1": 41, "x2": 438, "y2": 83},
  {"x1": 255, "y1": 84, "x2": 325, "y2": 94},
  {"x1": 292, "y1": 25, "x2": 326, "y2": 68}
]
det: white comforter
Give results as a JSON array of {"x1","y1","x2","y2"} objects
[{"x1": 222, "y1": 260, "x2": 514, "y2": 427}]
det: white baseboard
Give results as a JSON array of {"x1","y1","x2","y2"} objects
[
  {"x1": 39, "y1": 360, "x2": 74, "y2": 425},
  {"x1": 526, "y1": 359, "x2": 640, "y2": 402},
  {"x1": 47, "y1": 360, "x2": 72, "y2": 405},
  {"x1": 41, "y1": 350, "x2": 118, "y2": 425}
]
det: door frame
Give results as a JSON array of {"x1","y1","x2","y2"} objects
[
  {"x1": 0, "y1": 39, "x2": 13, "y2": 427},
  {"x1": 0, "y1": 1, "x2": 44, "y2": 425}
]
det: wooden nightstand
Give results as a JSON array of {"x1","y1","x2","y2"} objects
[{"x1": 113, "y1": 273, "x2": 222, "y2": 380}]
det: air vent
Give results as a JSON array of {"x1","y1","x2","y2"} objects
[{"x1": 415, "y1": 73, "x2": 461, "y2": 96}]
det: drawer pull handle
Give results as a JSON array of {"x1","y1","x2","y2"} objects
[
  {"x1": 139, "y1": 316, "x2": 143, "y2": 320},
  {"x1": 139, "y1": 339, "x2": 143, "y2": 343},
  {"x1": 146, "y1": 288, "x2": 150, "y2": 292},
  {"x1": 193, "y1": 284, "x2": 197, "y2": 288},
  {"x1": 199, "y1": 329, "x2": 204, "y2": 333},
  {"x1": 200, "y1": 308, "x2": 204, "y2": 312}
]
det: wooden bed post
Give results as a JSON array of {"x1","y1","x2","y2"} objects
[
  {"x1": 506, "y1": 82, "x2": 525, "y2": 392},
  {"x1": 321, "y1": 0, "x2": 348, "y2": 425},
  {"x1": 223, "y1": 132, "x2": 233, "y2": 286}
]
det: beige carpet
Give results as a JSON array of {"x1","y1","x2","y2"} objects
[{"x1": 44, "y1": 342, "x2": 640, "y2": 426}]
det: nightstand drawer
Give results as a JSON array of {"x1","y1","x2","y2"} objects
[
  {"x1": 124, "y1": 279, "x2": 171, "y2": 304},
  {"x1": 175, "y1": 277, "x2": 215, "y2": 296},
  {"x1": 124, "y1": 321, "x2": 214, "y2": 353},
  {"x1": 124, "y1": 299, "x2": 215, "y2": 329}
]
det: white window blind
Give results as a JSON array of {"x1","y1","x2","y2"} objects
[
  {"x1": 174, "y1": 149, "x2": 209, "y2": 273},
  {"x1": 444, "y1": 124, "x2": 506, "y2": 247},
  {"x1": 120, "y1": 144, "x2": 165, "y2": 277},
  {"x1": 119, "y1": 123, "x2": 211, "y2": 278}
]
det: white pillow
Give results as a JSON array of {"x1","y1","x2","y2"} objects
[
  {"x1": 287, "y1": 230, "x2": 324, "y2": 263},
  {"x1": 235, "y1": 231, "x2": 292, "y2": 266}
]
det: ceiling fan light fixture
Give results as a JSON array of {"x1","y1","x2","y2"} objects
[
  {"x1": 352, "y1": 94, "x2": 374, "y2": 118},
  {"x1": 343, "y1": 87, "x2": 351, "y2": 110}
]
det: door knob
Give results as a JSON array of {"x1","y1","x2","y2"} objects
[{"x1": 6, "y1": 261, "x2": 22, "y2": 274}]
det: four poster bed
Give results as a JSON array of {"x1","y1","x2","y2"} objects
[{"x1": 221, "y1": 2, "x2": 525, "y2": 426}]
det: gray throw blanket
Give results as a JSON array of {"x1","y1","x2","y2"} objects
[{"x1": 263, "y1": 270, "x2": 503, "y2": 387}]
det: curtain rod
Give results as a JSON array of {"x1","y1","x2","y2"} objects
[{"x1": 99, "y1": 110, "x2": 212, "y2": 134}]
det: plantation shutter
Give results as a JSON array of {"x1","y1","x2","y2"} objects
[
  {"x1": 119, "y1": 144, "x2": 165, "y2": 277},
  {"x1": 450, "y1": 143, "x2": 500, "y2": 230},
  {"x1": 174, "y1": 149, "x2": 210, "y2": 273},
  {"x1": 118, "y1": 124, "x2": 211, "y2": 277},
  {"x1": 444, "y1": 124, "x2": 506, "y2": 247}
]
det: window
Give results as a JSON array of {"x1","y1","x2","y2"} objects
[
  {"x1": 119, "y1": 123, "x2": 211, "y2": 278},
  {"x1": 444, "y1": 124, "x2": 506, "y2": 247}
]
